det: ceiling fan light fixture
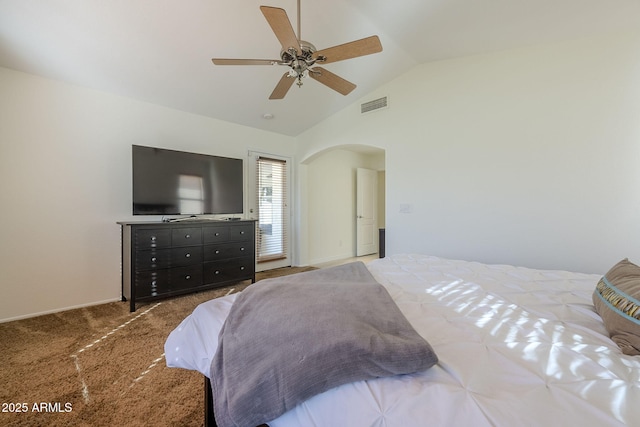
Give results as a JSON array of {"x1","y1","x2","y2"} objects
[{"x1": 210, "y1": 2, "x2": 382, "y2": 99}]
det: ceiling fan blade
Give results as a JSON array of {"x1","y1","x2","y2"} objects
[
  {"x1": 313, "y1": 35, "x2": 382, "y2": 64},
  {"x1": 309, "y1": 67, "x2": 356, "y2": 96},
  {"x1": 269, "y1": 73, "x2": 296, "y2": 99},
  {"x1": 260, "y1": 6, "x2": 301, "y2": 55},
  {"x1": 212, "y1": 58, "x2": 281, "y2": 66}
]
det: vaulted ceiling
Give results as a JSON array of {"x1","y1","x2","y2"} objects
[{"x1": 1, "y1": 0, "x2": 639, "y2": 136}]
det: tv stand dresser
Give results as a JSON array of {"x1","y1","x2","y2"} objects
[{"x1": 118, "y1": 219, "x2": 256, "y2": 312}]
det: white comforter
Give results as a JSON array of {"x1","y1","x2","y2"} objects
[{"x1": 165, "y1": 254, "x2": 640, "y2": 426}]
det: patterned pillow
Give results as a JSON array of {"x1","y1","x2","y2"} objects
[{"x1": 593, "y1": 259, "x2": 640, "y2": 355}]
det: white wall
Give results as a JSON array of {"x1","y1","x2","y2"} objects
[
  {"x1": 303, "y1": 148, "x2": 384, "y2": 265},
  {"x1": 0, "y1": 67, "x2": 295, "y2": 322},
  {"x1": 5, "y1": 29, "x2": 640, "y2": 321},
  {"x1": 297, "y1": 30, "x2": 640, "y2": 274}
]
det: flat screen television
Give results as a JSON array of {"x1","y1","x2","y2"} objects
[{"x1": 132, "y1": 145, "x2": 243, "y2": 216}]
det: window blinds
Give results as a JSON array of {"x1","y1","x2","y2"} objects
[{"x1": 256, "y1": 156, "x2": 288, "y2": 263}]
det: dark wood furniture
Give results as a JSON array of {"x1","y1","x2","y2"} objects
[
  {"x1": 118, "y1": 219, "x2": 256, "y2": 312},
  {"x1": 205, "y1": 376, "x2": 268, "y2": 427}
]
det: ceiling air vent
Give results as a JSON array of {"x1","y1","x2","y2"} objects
[{"x1": 361, "y1": 96, "x2": 388, "y2": 114}]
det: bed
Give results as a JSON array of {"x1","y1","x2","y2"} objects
[{"x1": 165, "y1": 254, "x2": 640, "y2": 427}]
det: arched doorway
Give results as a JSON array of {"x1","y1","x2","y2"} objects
[{"x1": 299, "y1": 144, "x2": 385, "y2": 266}]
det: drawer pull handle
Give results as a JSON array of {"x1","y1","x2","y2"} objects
[
  {"x1": 215, "y1": 250, "x2": 220, "y2": 254},
  {"x1": 185, "y1": 253, "x2": 191, "y2": 258},
  {"x1": 151, "y1": 236, "x2": 157, "y2": 242},
  {"x1": 215, "y1": 270, "x2": 220, "y2": 275},
  {"x1": 185, "y1": 275, "x2": 191, "y2": 280},
  {"x1": 240, "y1": 231, "x2": 245, "y2": 235},
  {"x1": 215, "y1": 232, "x2": 220, "y2": 236},
  {"x1": 151, "y1": 257, "x2": 157, "y2": 262},
  {"x1": 185, "y1": 234, "x2": 191, "y2": 239},
  {"x1": 240, "y1": 247, "x2": 245, "y2": 251},
  {"x1": 240, "y1": 266, "x2": 245, "y2": 270}
]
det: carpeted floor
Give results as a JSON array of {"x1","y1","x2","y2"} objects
[{"x1": 0, "y1": 266, "x2": 315, "y2": 427}]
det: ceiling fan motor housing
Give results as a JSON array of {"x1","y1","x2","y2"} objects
[{"x1": 280, "y1": 40, "x2": 324, "y2": 77}]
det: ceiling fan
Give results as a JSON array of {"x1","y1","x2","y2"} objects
[{"x1": 211, "y1": 0, "x2": 383, "y2": 99}]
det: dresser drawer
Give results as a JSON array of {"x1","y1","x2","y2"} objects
[
  {"x1": 203, "y1": 226, "x2": 229, "y2": 244},
  {"x1": 169, "y1": 265, "x2": 203, "y2": 290},
  {"x1": 203, "y1": 242, "x2": 254, "y2": 262},
  {"x1": 204, "y1": 257, "x2": 254, "y2": 284},
  {"x1": 135, "y1": 270, "x2": 170, "y2": 298},
  {"x1": 135, "y1": 229, "x2": 171, "y2": 249},
  {"x1": 229, "y1": 224, "x2": 254, "y2": 241},
  {"x1": 136, "y1": 248, "x2": 171, "y2": 270},
  {"x1": 171, "y1": 227, "x2": 202, "y2": 247},
  {"x1": 171, "y1": 246, "x2": 203, "y2": 267}
]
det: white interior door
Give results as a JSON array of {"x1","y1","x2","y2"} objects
[{"x1": 356, "y1": 168, "x2": 378, "y2": 256}]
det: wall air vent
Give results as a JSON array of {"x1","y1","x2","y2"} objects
[{"x1": 361, "y1": 96, "x2": 388, "y2": 114}]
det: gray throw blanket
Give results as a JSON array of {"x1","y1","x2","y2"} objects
[{"x1": 210, "y1": 261, "x2": 438, "y2": 427}]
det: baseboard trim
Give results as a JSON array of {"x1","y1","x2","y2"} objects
[{"x1": 0, "y1": 298, "x2": 122, "y2": 324}]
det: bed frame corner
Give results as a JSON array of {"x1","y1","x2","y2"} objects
[{"x1": 205, "y1": 376, "x2": 217, "y2": 427}]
